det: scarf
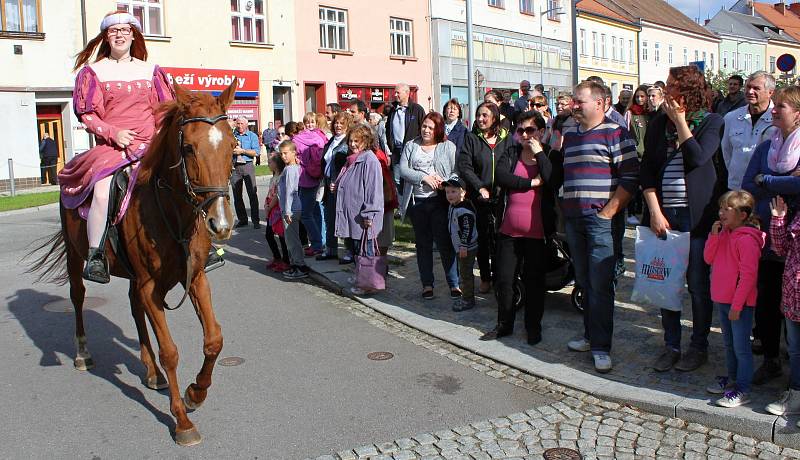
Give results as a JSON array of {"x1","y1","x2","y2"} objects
[
  {"x1": 767, "y1": 127, "x2": 800, "y2": 174},
  {"x1": 629, "y1": 104, "x2": 646, "y2": 116},
  {"x1": 665, "y1": 110, "x2": 707, "y2": 147}
]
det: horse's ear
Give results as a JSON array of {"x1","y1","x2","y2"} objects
[
  {"x1": 173, "y1": 83, "x2": 192, "y2": 109},
  {"x1": 217, "y1": 80, "x2": 237, "y2": 112}
]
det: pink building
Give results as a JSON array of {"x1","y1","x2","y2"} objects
[{"x1": 295, "y1": 1, "x2": 433, "y2": 115}]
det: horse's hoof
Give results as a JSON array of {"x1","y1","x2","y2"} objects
[
  {"x1": 183, "y1": 387, "x2": 203, "y2": 411},
  {"x1": 144, "y1": 374, "x2": 168, "y2": 390},
  {"x1": 175, "y1": 426, "x2": 202, "y2": 446},
  {"x1": 74, "y1": 356, "x2": 94, "y2": 371}
]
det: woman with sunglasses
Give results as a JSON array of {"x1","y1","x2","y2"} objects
[
  {"x1": 59, "y1": 11, "x2": 174, "y2": 284},
  {"x1": 480, "y1": 111, "x2": 563, "y2": 344}
]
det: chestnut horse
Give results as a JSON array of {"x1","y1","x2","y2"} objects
[{"x1": 29, "y1": 81, "x2": 238, "y2": 446}]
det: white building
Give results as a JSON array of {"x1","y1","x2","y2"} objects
[
  {"x1": 429, "y1": 0, "x2": 574, "y2": 119},
  {"x1": 1, "y1": 1, "x2": 85, "y2": 192}
]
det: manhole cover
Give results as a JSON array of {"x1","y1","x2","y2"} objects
[
  {"x1": 543, "y1": 448, "x2": 582, "y2": 460},
  {"x1": 43, "y1": 297, "x2": 106, "y2": 313},
  {"x1": 218, "y1": 356, "x2": 245, "y2": 367},
  {"x1": 367, "y1": 351, "x2": 394, "y2": 361}
]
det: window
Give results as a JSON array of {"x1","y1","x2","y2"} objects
[
  {"x1": 668, "y1": 44, "x2": 673, "y2": 64},
  {"x1": 628, "y1": 39, "x2": 633, "y2": 63},
  {"x1": 755, "y1": 54, "x2": 761, "y2": 70},
  {"x1": 488, "y1": 0, "x2": 504, "y2": 8},
  {"x1": 723, "y1": 51, "x2": 728, "y2": 69},
  {"x1": 641, "y1": 40, "x2": 648, "y2": 62},
  {"x1": 519, "y1": 0, "x2": 534, "y2": 14},
  {"x1": 1, "y1": 0, "x2": 40, "y2": 34},
  {"x1": 547, "y1": 0, "x2": 561, "y2": 20},
  {"x1": 654, "y1": 42, "x2": 660, "y2": 63},
  {"x1": 319, "y1": 6, "x2": 347, "y2": 51},
  {"x1": 683, "y1": 47, "x2": 688, "y2": 65},
  {"x1": 619, "y1": 37, "x2": 624, "y2": 62},
  {"x1": 600, "y1": 33, "x2": 607, "y2": 58},
  {"x1": 117, "y1": 0, "x2": 164, "y2": 36},
  {"x1": 710, "y1": 53, "x2": 715, "y2": 71},
  {"x1": 771, "y1": 55, "x2": 776, "y2": 73},
  {"x1": 579, "y1": 29, "x2": 586, "y2": 55},
  {"x1": 611, "y1": 35, "x2": 617, "y2": 61},
  {"x1": 702, "y1": 51, "x2": 706, "y2": 65},
  {"x1": 389, "y1": 17, "x2": 413, "y2": 57},
  {"x1": 592, "y1": 31, "x2": 598, "y2": 57},
  {"x1": 694, "y1": 50, "x2": 699, "y2": 62}
]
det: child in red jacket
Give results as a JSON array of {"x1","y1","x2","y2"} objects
[{"x1": 703, "y1": 190, "x2": 765, "y2": 408}]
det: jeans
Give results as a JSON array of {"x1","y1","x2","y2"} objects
[
  {"x1": 322, "y1": 179, "x2": 338, "y2": 256},
  {"x1": 565, "y1": 212, "x2": 616, "y2": 352},
  {"x1": 717, "y1": 303, "x2": 754, "y2": 393},
  {"x1": 408, "y1": 196, "x2": 459, "y2": 289},
  {"x1": 612, "y1": 211, "x2": 626, "y2": 279},
  {"x1": 299, "y1": 186, "x2": 324, "y2": 251},
  {"x1": 785, "y1": 318, "x2": 800, "y2": 391},
  {"x1": 352, "y1": 237, "x2": 376, "y2": 258},
  {"x1": 494, "y1": 234, "x2": 546, "y2": 338},
  {"x1": 755, "y1": 259, "x2": 787, "y2": 360},
  {"x1": 659, "y1": 206, "x2": 714, "y2": 352},
  {"x1": 231, "y1": 162, "x2": 259, "y2": 225}
]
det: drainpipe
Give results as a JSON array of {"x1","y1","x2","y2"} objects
[
  {"x1": 571, "y1": 0, "x2": 579, "y2": 86},
  {"x1": 80, "y1": 0, "x2": 87, "y2": 46}
]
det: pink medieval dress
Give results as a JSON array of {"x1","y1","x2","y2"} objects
[{"x1": 59, "y1": 64, "x2": 174, "y2": 223}]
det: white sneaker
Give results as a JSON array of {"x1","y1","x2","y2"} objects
[
  {"x1": 568, "y1": 337, "x2": 591, "y2": 352},
  {"x1": 716, "y1": 389, "x2": 750, "y2": 408},
  {"x1": 593, "y1": 353, "x2": 612, "y2": 373},
  {"x1": 766, "y1": 389, "x2": 800, "y2": 416}
]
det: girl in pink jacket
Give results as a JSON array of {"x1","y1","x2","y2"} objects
[{"x1": 703, "y1": 190, "x2": 765, "y2": 408}]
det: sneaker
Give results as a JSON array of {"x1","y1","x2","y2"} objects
[
  {"x1": 674, "y1": 348, "x2": 708, "y2": 372},
  {"x1": 716, "y1": 389, "x2": 750, "y2": 408},
  {"x1": 422, "y1": 288, "x2": 434, "y2": 300},
  {"x1": 304, "y1": 247, "x2": 317, "y2": 257},
  {"x1": 706, "y1": 376, "x2": 737, "y2": 395},
  {"x1": 282, "y1": 268, "x2": 308, "y2": 279},
  {"x1": 450, "y1": 288, "x2": 463, "y2": 299},
  {"x1": 568, "y1": 337, "x2": 591, "y2": 352},
  {"x1": 766, "y1": 389, "x2": 800, "y2": 416},
  {"x1": 626, "y1": 215, "x2": 640, "y2": 225},
  {"x1": 653, "y1": 347, "x2": 681, "y2": 372},
  {"x1": 593, "y1": 352, "x2": 613, "y2": 373},
  {"x1": 753, "y1": 359, "x2": 783, "y2": 385},
  {"x1": 452, "y1": 298, "x2": 475, "y2": 312},
  {"x1": 271, "y1": 261, "x2": 290, "y2": 272}
]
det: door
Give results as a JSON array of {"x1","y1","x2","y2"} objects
[{"x1": 37, "y1": 117, "x2": 65, "y2": 172}]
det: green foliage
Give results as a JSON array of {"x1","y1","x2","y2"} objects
[{"x1": 705, "y1": 69, "x2": 797, "y2": 93}]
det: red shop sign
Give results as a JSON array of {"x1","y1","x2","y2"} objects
[
  {"x1": 161, "y1": 67, "x2": 259, "y2": 93},
  {"x1": 227, "y1": 104, "x2": 260, "y2": 122},
  {"x1": 338, "y1": 87, "x2": 364, "y2": 102}
]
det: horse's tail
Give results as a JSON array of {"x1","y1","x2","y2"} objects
[{"x1": 23, "y1": 229, "x2": 69, "y2": 285}]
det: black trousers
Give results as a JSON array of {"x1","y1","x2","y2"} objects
[
  {"x1": 264, "y1": 224, "x2": 288, "y2": 263},
  {"x1": 230, "y1": 162, "x2": 259, "y2": 224},
  {"x1": 755, "y1": 259, "x2": 787, "y2": 360},
  {"x1": 494, "y1": 234, "x2": 546, "y2": 337},
  {"x1": 475, "y1": 201, "x2": 495, "y2": 282},
  {"x1": 41, "y1": 157, "x2": 58, "y2": 185}
]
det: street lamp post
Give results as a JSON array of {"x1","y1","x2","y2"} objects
[{"x1": 540, "y1": 5, "x2": 566, "y2": 86}]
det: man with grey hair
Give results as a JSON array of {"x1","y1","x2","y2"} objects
[
  {"x1": 721, "y1": 70, "x2": 778, "y2": 191},
  {"x1": 231, "y1": 115, "x2": 261, "y2": 228},
  {"x1": 386, "y1": 82, "x2": 426, "y2": 189}
]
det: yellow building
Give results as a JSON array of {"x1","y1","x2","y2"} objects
[
  {"x1": 84, "y1": 0, "x2": 302, "y2": 132},
  {"x1": 576, "y1": 0, "x2": 640, "y2": 100},
  {"x1": 766, "y1": 40, "x2": 800, "y2": 79}
]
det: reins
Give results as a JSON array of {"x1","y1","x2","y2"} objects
[{"x1": 153, "y1": 113, "x2": 230, "y2": 310}]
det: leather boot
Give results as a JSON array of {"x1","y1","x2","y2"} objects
[{"x1": 83, "y1": 247, "x2": 110, "y2": 284}]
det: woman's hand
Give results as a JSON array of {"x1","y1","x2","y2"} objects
[
  {"x1": 771, "y1": 196, "x2": 787, "y2": 218},
  {"x1": 329, "y1": 183, "x2": 337, "y2": 193},
  {"x1": 525, "y1": 137, "x2": 543, "y2": 154},
  {"x1": 478, "y1": 188, "x2": 490, "y2": 200},
  {"x1": 662, "y1": 96, "x2": 686, "y2": 126},
  {"x1": 728, "y1": 309, "x2": 741, "y2": 321},
  {"x1": 360, "y1": 218, "x2": 372, "y2": 229},
  {"x1": 422, "y1": 175, "x2": 442, "y2": 190},
  {"x1": 115, "y1": 129, "x2": 136, "y2": 148},
  {"x1": 649, "y1": 209, "x2": 671, "y2": 237},
  {"x1": 711, "y1": 221, "x2": 721, "y2": 235},
  {"x1": 530, "y1": 175, "x2": 543, "y2": 187},
  {"x1": 284, "y1": 214, "x2": 292, "y2": 225}
]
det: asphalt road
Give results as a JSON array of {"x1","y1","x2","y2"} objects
[{"x1": 0, "y1": 207, "x2": 551, "y2": 459}]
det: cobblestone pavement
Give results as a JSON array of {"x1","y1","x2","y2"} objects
[
  {"x1": 306, "y1": 278, "x2": 799, "y2": 460},
  {"x1": 310, "y1": 225, "x2": 785, "y2": 404}
]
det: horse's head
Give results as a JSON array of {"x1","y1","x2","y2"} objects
[{"x1": 170, "y1": 81, "x2": 238, "y2": 240}]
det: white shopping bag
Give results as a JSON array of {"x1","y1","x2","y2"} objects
[{"x1": 631, "y1": 226, "x2": 690, "y2": 312}]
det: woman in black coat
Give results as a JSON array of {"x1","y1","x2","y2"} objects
[
  {"x1": 443, "y1": 98, "x2": 468, "y2": 153},
  {"x1": 319, "y1": 111, "x2": 354, "y2": 261}
]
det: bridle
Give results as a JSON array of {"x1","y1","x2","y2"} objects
[{"x1": 153, "y1": 113, "x2": 231, "y2": 310}]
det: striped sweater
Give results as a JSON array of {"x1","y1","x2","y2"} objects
[{"x1": 560, "y1": 117, "x2": 639, "y2": 218}]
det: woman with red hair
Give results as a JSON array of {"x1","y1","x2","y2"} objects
[{"x1": 59, "y1": 11, "x2": 174, "y2": 284}]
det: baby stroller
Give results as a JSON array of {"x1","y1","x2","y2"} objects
[{"x1": 511, "y1": 232, "x2": 582, "y2": 313}]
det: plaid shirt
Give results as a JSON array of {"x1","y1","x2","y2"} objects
[{"x1": 771, "y1": 215, "x2": 800, "y2": 321}]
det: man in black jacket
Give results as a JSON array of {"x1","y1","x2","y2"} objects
[
  {"x1": 386, "y1": 83, "x2": 425, "y2": 190},
  {"x1": 39, "y1": 132, "x2": 59, "y2": 185}
]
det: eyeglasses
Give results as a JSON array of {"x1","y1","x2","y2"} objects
[
  {"x1": 107, "y1": 27, "x2": 132, "y2": 36},
  {"x1": 516, "y1": 127, "x2": 539, "y2": 136},
  {"x1": 533, "y1": 103, "x2": 546, "y2": 108}
]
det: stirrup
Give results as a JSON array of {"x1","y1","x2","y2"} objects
[
  {"x1": 82, "y1": 247, "x2": 110, "y2": 284},
  {"x1": 204, "y1": 247, "x2": 225, "y2": 273}
]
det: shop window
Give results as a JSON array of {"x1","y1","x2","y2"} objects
[
  {"x1": 484, "y1": 42, "x2": 504, "y2": 62},
  {"x1": 230, "y1": 0, "x2": 267, "y2": 43},
  {"x1": 506, "y1": 44, "x2": 524, "y2": 64},
  {"x1": 547, "y1": 0, "x2": 561, "y2": 20},
  {"x1": 519, "y1": 0, "x2": 534, "y2": 15},
  {"x1": 319, "y1": 6, "x2": 347, "y2": 51},
  {"x1": 451, "y1": 37, "x2": 466, "y2": 59},
  {"x1": 488, "y1": 0, "x2": 504, "y2": 8},
  {"x1": 1, "y1": 0, "x2": 41, "y2": 35},
  {"x1": 117, "y1": 0, "x2": 163, "y2": 36},
  {"x1": 390, "y1": 17, "x2": 413, "y2": 57}
]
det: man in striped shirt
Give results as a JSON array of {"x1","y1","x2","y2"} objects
[{"x1": 562, "y1": 80, "x2": 640, "y2": 374}]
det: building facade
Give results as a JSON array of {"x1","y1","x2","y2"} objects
[
  {"x1": 706, "y1": 10, "x2": 769, "y2": 77},
  {"x1": 730, "y1": 0, "x2": 800, "y2": 79},
  {"x1": 576, "y1": 0, "x2": 640, "y2": 102},
  {"x1": 294, "y1": 0, "x2": 433, "y2": 115},
  {"x1": 430, "y1": 0, "x2": 573, "y2": 120},
  {"x1": 0, "y1": 1, "x2": 83, "y2": 190}
]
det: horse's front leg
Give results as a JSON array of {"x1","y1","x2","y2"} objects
[
  {"x1": 182, "y1": 272, "x2": 223, "y2": 410},
  {"x1": 129, "y1": 283, "x2": 167, "y2": 390},
  {"x1": 138, "y1": 280, "x2": 201, "y2": 446}
]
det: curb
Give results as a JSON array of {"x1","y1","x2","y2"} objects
[
  {"x1": 0, "y1": 202, "x2": 59, "y2": 218},
  {"x1": 306, "y1": 265, "x2": 793, "y2": 448}
]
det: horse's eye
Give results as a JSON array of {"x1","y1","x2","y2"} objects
[{"x1": 182, "y1": 144, "x2": 194, "y2": 155}]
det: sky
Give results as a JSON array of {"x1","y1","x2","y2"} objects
[{"x1": 669, "y1": 0, "x2": 732, "y2": 22}]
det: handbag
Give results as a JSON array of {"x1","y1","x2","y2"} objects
[
  {"x1": 631, "y1": 226, "x2": 690, "y2": 311},
  {"x1": 355, "y1": 230, "x2": 387, "y2": 291}
]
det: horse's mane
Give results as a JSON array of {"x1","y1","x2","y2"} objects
[{"x1": 138, "y1": 101, "x2": 181, "y2": 184}]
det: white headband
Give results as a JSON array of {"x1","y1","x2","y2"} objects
[{"x1": 100, "y1": 13, "x2": 142, "y2": 32}]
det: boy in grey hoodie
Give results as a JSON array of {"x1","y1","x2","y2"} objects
[
  {"x1": 278, "y1": 140, "x2": 308, "y2": 279},
  {"x1": 444, "y1": 176, "x2": 479, "y2": 311}
]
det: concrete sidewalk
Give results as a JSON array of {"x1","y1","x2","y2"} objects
[{"x1": 303, "y1": 225, "x2": 800, "y2": 449}]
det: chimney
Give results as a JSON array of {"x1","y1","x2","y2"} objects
[
  {"x1": 775, "y1": 1, "x2": 787, "y2": 15},
  {"x1": 746, "y1": 0, "x2": 755, "y2": 15},
  {"x1": 704, "y1": 18, "x2": 711, "y2": 26},
  {"x1": 790, "y1": 2, "x2": 800, "y2": 14}
]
